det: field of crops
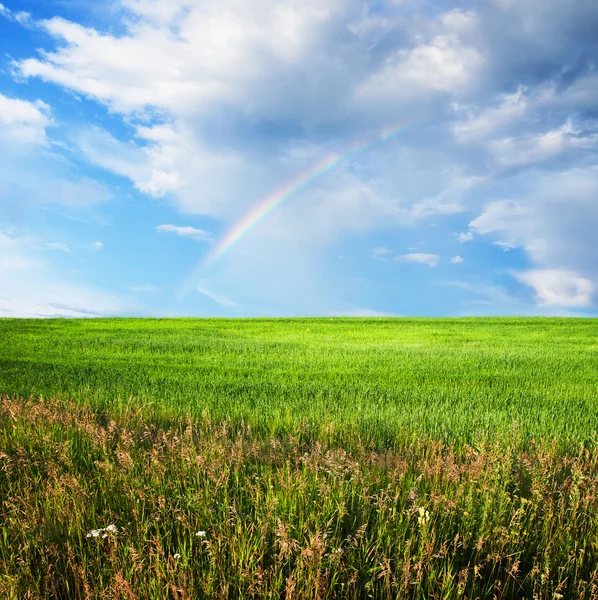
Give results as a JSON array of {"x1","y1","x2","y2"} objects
[{"x1": 1, "y1": 318, "x2": 597, "y2": 598}]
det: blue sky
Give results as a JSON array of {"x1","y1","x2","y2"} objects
[{"x1": 1, "y1": 0, "x2": 597, "y2": 317}]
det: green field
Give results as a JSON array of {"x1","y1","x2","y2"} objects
[
  {"x1": 2, "y1": 317, "x2": 598, "y2": 444},
  {"x1": 1, "y1": 318, "x2": 598, "y2": 598}
]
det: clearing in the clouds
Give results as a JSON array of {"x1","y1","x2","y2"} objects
[{"x1": 1, "y1": 317, "x2": 597, "y2": 598}]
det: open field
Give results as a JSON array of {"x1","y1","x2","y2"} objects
[
  {"x1": 1, "y1": 318, "x2": 598, "y2": 444},
  {"x1": 1, "y1": 318, "x2": 598, "y2": 598}
]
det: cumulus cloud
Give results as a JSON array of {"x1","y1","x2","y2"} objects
[
  {"x1": 156, "y1": 224, "x2": 211, "y2": 241},
  {"x1": 74, "y1": 122, "x2": 264, "y2": 217},
  {"x1": 514, "y1": 269, "x2": 595, "y2": 308},
  {"x1": 470, "y1": 166, "x2": 598, "y2": 307},
  {"x1": 457, "y1": 231, "x2": 474, "y2": 243},
  {"x1": 358, "y1": 31, "x2": 483, "y2": 103},
  {"x1": 12, "y1": 2, "x2": 492, "y2": 229},
  {"x1": 17, "y1": 0, "x2": 360, "y2": 119},
  {"x1": 451, "y1": 255, "x2": 464, "y2": 263},
  {"x1": 0, "y1": 93, "x2": 50, "y2": 144},
  {"x1": 395, "y1": 253, "x2": 440, "y2": 267}
]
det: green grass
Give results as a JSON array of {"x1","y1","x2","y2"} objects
[
  {"x1": 1, "y1": 317, "x2": 597, "y2": 445},
  {"x1": 1, "y1": 317, "x2": 598, "y2": 598}
]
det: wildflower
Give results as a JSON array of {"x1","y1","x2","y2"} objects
[
  {"x1": 417, "y1": 507, "x2": 430, "y2": 526},
  {"x1": 86, "y1": 529, "x2": 102, "y2": 538},
  {"x1": 196, "y1": 530, "x2": 207, "y2": 537},
  {"x1": 86, "y1": 524, "x2": 117, "y2": 539},
  {"x1": 174, "y1": 553, "x2": 181, "y2": 560}
]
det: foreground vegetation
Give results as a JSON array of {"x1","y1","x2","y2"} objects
[
  {"x1": 0, "y1": 318, "x2": 597, "y2": 597},
  {"x1": 1, "y1": 395, "x2": 597, "y2": 599}
]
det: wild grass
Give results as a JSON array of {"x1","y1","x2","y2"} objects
[
  {"x1": 0, "y1": 318, "x2": 597, "y2": 598},
  {"x1": 1, "y1": 396, "x2": 597, "y2": 599}
]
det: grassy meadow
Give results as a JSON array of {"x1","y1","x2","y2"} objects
[{"x1": 1, "y1": 317, "x2": 597, "y2": 598}]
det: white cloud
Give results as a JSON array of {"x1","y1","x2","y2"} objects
[
  {"x1": 493, "y1": 240, "x2": 517, "y2": 251},
  {"x1": 93, "y1": 241, "x2": 104, "y2": 250},
  {"x1": 453, "y1": 87, "x2": 529, "y2": 143},
  {"x1": 196, "y1": 283, "x2": 236, "y2": 308},
  {"x1": 457, "y1": 231, "x2": 474, "y2": 242},
  {"x1": 75, "y1": 122, "x2": 256, "y2": 217},
  {"x1": 156, "y1": 224, "x2": 211, "y2": 241},
  {"x1": 470, "y1": 167, "x2": 598, "y2": 272},
  {"x1": 440, "y1": 279, "x2": 585, "y2": 316},
  {"x1": 488, "y1": 121, "x2": 598, "y2": 169},
  {"x1": 0, "y1": 93, "x2": 50, "y2": 144},
  {"x1": 14, "y1": 3, "x2": 489, "y2": 228},
  {"x1": 469, "y1": 200, "x2": 529, "y2": 236},
  {"x1": 395, "y1": 253, "x2": 440, "y2": 267},
  {"x1": 17, "y1": 1, "x2": 351, "y2": 119},
  {"x1": 358, "y1": 32, "x2": 483, "y2": 103},
  {"x1": 0, "y1": 3, "x2": 31, "y2": 24},
  {"x1": 451, "y1": 255, "x2": 464, "y2": 263},
  {"x1": 469, "y1": 166, "x2": 598, "y2": 307},
  {"x1": 514, "y1": 269, "x2": 595, "y2": 308}
]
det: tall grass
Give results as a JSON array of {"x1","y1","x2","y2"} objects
[{"x1": 1, "y1": 395, "x2": 597, "y2": 599}]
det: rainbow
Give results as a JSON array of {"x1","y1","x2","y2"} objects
[{"x1": 176, "y1": 119, "x2": 421, "y2": 302}]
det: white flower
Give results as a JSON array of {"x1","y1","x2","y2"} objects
[
  {"x1": 86, "y1": 529, "x2": 102, "y2": 538},
  {"x1": 86, "y1": 525, "x2": 117, "y2": 539},
  {"x1": 196, "y1": 530, "x2": 207, "y2": 537},
  {"x1": 174, "y1": 553, "x2": 181, "y2": 560}
]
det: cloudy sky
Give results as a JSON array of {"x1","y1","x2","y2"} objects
[{"x1": 1, "y1": 0, "x2": 597, "y2": 317}]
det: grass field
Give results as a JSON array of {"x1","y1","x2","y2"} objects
[{"x1": 1, "y1": 318, "x2": 598, "y2": 598}]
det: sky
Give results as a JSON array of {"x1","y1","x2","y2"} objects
[{"x1": 0, "y1": 0, "x2": 597, "y2": 318}]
